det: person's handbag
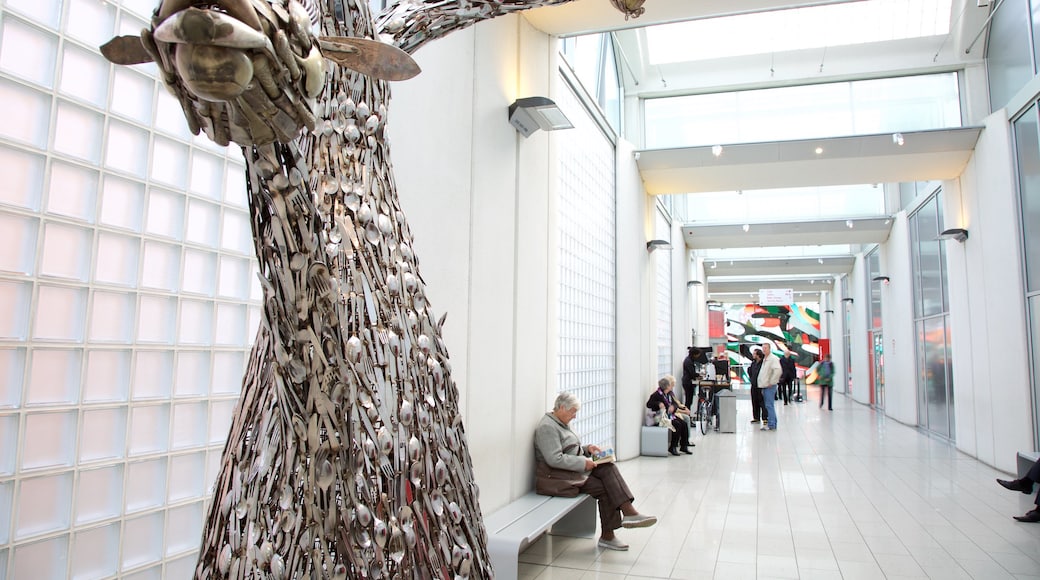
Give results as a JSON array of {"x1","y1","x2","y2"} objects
[{"x1": 535, "y1": 461, "x2": 586, "y2": 497}]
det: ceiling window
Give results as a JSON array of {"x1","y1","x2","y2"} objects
[{"x1": 647, "y1": 0, "x2": 952, "y2": 65}]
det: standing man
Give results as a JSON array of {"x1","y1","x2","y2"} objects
[
  {"x1": 758, "y1": 344, "x2": 782, "y2": 431},
  {"x1": 817, "y1": 354, "x2": 834, "y2": 410},
  {"x1": 681, "y1": 347, "x2": 699, "y2": 411},
  {"x1": 779, "y1": 351, "x2": 796, "y2": 405},
  {"x1": 748, "y1": 349, "x2": 767, "y2": 424}
]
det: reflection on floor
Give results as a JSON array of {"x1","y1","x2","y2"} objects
[{"x1": 517, "y1": 389, "x2": 1040, "y2": 579}]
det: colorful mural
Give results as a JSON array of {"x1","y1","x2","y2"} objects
[{"x1": 723, "y1": 303, "x2": 821, "y2": 382}]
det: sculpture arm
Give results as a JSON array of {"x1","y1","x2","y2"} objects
[{"x1": 376, "y1": 0, "x2": 576, "y2": 54}]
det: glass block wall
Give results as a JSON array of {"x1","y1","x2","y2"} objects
[
  {"x1": 0, "y1": 0, "x2": 258, "y2": 577},
  {"x1": 654, "y1": 208, "x2": 672, "y2": 379},
  {"x1": 556, "y1": 83, "x2": 617, "y2": 449}
]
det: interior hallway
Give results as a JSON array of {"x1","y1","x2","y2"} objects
[{"x1": 517, "y1": 389, "x2": 1040, "y2": 579}]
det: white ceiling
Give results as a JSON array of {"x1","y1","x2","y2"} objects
[{"x1": 523, "y1": 0, "x2": 988, "y2": 303}]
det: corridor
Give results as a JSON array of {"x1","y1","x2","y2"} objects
[{"x1": 518, "y1": 389, "x2": 1040, "y2": 579}]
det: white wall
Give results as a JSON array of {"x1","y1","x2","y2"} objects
[
  {"x1": 848, "y1": 255, "x2": 872, "y2": 405},
  {"x1": 879, "y1": 213, "x2": 918, "y2": 425},
  {"x1": 947, "y1": 110, "x2": 1034, "y2": 471},
  {"x1": 390, "y1": 16, "x2": 657, "y2": 512}
]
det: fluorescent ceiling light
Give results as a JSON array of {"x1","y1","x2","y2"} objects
[{"x1": 647, "y1": 0, "x2": 952, "y2": 65}]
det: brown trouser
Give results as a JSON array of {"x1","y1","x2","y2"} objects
[{"x1": 578, "y1": 462, "x2": 634, "y2": 532}]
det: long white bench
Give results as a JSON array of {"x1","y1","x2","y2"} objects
[
  {"x1": 484, "y1": 492, "x2": 597, "y2": 580},
  {"x1": 1018, "y1": 450, "x2": 1040, "y2": 478}
]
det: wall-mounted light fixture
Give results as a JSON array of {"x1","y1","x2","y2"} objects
[
  {"x1": 872, "y1": 276, "x2": 891, "y2": 284},
  {"x1": 508, "y1": 97, "x2": 574, "y2": 138},
  {"x1": 938, "y1": 228, "x2": 969, "y2": 242},
  {"x1": 646, "y1": 239, "x2": 672, "y2": 252},
  {"x1": 687, "y1": 280, "x2": 703, "y2": 287},
  {"x1": 841, "y1": 297, "x2": 854, "y2": 304},
  {"x1": 824, "y1": 309, "x2": 835, "y2": 314}
]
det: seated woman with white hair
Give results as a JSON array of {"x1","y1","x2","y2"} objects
[{"x1": 533, "y1": 392, "x2": 657, "y2": 551}]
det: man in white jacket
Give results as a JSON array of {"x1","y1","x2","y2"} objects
[{"x1": 758, "y1": 344, "x2": 783, "y2": 431}]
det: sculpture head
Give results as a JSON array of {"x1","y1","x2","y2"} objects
[{"x1": 101, "y1": 0, "x2": 419, "y2": 147}]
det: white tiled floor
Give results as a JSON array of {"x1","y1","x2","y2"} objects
[{"x1": 516, "y1": 389, "x2": 1040, "y2": 579}]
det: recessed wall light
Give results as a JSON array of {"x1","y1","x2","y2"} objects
[
  {"x1": 845, "y1": 220, "x2": 854, "y2": 228},
  {"x1": 742, "y1": 224, "x2": 750, "y2": 232},
  {"x1": 712, "y1": 145, "x2": 723, "y2": 157},
  {"x1": 814, "y1": 146, "x2": 824, "y2": 155}
]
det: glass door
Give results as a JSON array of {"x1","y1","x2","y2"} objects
[{"x1": 872, "y1": 331, "x2": 885, "y2": 409}]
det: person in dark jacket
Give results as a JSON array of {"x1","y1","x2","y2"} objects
[
  {"x1": 646, "y1": 376, "x2": 691, "y2": 456},
  {"x1": 681, "y1": 347, "x2": 699, "y2": 410},
  {"x1": 748, "y1": 349, "x2": 767, "y2": 424},
  {"x1": 779, "y1": 351, "x2": 797, "y2": 405}
]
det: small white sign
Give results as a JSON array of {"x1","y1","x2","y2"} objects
[{"x1": 759, "y1": 288, "x2": 793, "y2": 305}]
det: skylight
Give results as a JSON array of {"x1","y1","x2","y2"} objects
[{"x1": 647, "y1": 0, "x2": 952, "y2": 65}]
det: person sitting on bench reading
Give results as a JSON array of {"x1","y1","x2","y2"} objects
[
  {"x1": 534, "y1": 392, "x2": 658, "y2": 551},
  {"x1": 997, "y1": 456, "x2": 1040, "y2": 522}
]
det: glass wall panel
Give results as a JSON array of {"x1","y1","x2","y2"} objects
[
  {"x1": 560, "y1": 33, "x2": 622, "y2": 134},
  {"x1": 915, "y1": 196, "x2": 943, "y2": 317},
  {"x1": 646, "y1": 73, "x2": 961, "y2": 148},
  {"x1": 556, "y1": 83, "x2": 617, "y2": 448},
  {"x1": 1015, "y1": 106, "x2": 1040, "y2": 292},
  {"x1": 987, "y1": 0, "x2": 1033, "y2": 113},
  {"x1": 655, "y1": 209, "x2": 672, "y2": 378},
  {"x1": 923, "y1": 317, "x2": 950, "y2": 438}
]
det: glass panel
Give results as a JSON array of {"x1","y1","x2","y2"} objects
[
  {"x1": 1015, "y1": 106, "x2": 1040, "y2": 293},
  {"x1": 83, "y1": 350, "x2": 131, "y2": 403},
  {"x1": 208, "y1": 399, "x2": 237, "y2": 443},
  {"x1": 0, "y1": 17, "x2": 58, "y2": 88},
  {"x1": 6, "y1": 0, "x2": 64, "y2": 29},
  {"x1": 14, "y1": 471, "x2": 72, "y2": 538},
  {"x1": 0, "y1": 415, "x2": 18, "y2": 474},
  {"x1": 128, "y1": 404, "x2": 170, "y2": 456},
  {"x1": 168, "y1": 452, "x2": 206, "y2": 502},
  {"x1": 105, "y1": 120, "x2": 150, "y2": 178},
  {"x1": 121, "y1": 512, "x2": 164, "y2": 570},
  {"x1": 646, "y1": 73, "x2": 961, "y2": 148},
  {"x1": 132, "y1": 351, "x2": 173, "y2": 400},
  {"x1": 74, "y1": 464, "x2": 124, "y2": 524},
  {"x1": 26, "y1": 348, "x2": 81, "y2": 406},
  {"x1": 174, "y1": 351, "x2": 210, "y2": 398},
  {"x1": 125, "y1": 458, "x2": 167, "y2": 513},
  {"x1": 21, "y1": 411, "x2": 77, "y2": 470},
  {"x1": 0, "y1": 348, "x2": 26, "y2": 408},
  {"x1": 211, "y1": 352, "x2": 245, "y2": 395},
  {"x1": 0, "y1": 145, "x2": 46, "y2": 210},
  {"x1": 684, "y1": 184, "x2": 886, "y2": 223},
  {"x1": 0, "y1": 213, "x2": 38, "y2": 275},
  {"x1": 178, "y1": 299, "x2": 213, "y2": 345},
  {"x1": 0, "y1": 281, "x2": 33, "y2": 340},
  {"x1": 923, "y1": 316, "x2": 950, "y2": 438},
  {"x1": 214, "y1": 303, "x2": 246, "y2": 346},
  {"x1": 78, "y1": 407, "x2": 127, "y2": 463},
  {"x1": 165, "y1": 502, "x2": 203, "y2": 556},
  {"x1": 189, "y1": 151, "x2": 224, "y2": 200},
  {"x1": 88, "y1": 291, "x2": 135, "y2": 343},
  {"x1": 0, "y1": 480, "x2": 11, "y2": 542},
  {"x1": 224, "y1": 164, "x2": 247, "y2": 207},
  {"x1": 99, "y1": 176, "x2": 145, "y2": 232},
  {"x1": 39, "y1": 221, "x2": 92, "y2": 281},
  {"x1": 140, "y1": 240, "x2": 181, "y2": 292},
  {"x1": 110, "y1": 67, "x2": 155, "y2": 125},
  {"x1": 154, "y1": 89, "x2": 193, "y2": 140},
  {"x1": 1030, "y1": 294, "x2": 1040, "y2": 448},
  {"x1": 64, "y1": 0, "x2": 116, "y2": 47},
  {"x1": 220, "y1": 208, "x2": 252, "y2": 254},
  {"x1": 59, "y1": 44, "x2": 109, "y2": 108},
  {"x1": 145, "y1": 188, "x2": 185, "y2": 240},
  {"x1": 150, "y1": 137, "x2": 189, "y2": 189},
  {"x1": 171, "y1": 401, "x2": 208, "y2": 449},
  {"x1": 217, "y1": 256, "x2": 252, "y2": 300},
  {"x1": 12, "y1": 535, "x2": 68, "y2": 580},
  {"x1": 53, "y1": 100, "x2": 104, "y2": 164},
  {"x1": 136, "y1": 295, "x2": 177, "y2": 344},
  {"x1": 94, "y1": 232, "x2": 141, "y2": 287},
  {"x1": 0, "y1": 78, "x2": 51, "y2": 149},
  {"x1": 33, "y1": 285, "x2": 87, "y2": 342},
  {"x1": 987, "y1": 0, "x2": 1033, "y2": 112},
  {"x1": 185, "y1": 198, "x2": 220, "y2": 247},
  {"x1": 71, "y1": 522, "x2": 119, "y2": 580},
  {"x1": 916, "y1": 197, "x2": 943, "y2": 317},
  {"x1": 47, "y1": 160, "x2": 98, "y2": 222},
  {"x1": 182, "y1": 249, "x2": 217, "y2": 296}
]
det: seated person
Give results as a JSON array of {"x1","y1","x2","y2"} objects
[
  {"x1": 996, "y1": 456, "x2": 1040, "y2": 522},
  {"x1": 646, "y1": 376, "x2": 692, "y2": 455},
  {"x1": 535, "y1": 392, "x2": 658, "y2": 551}
]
